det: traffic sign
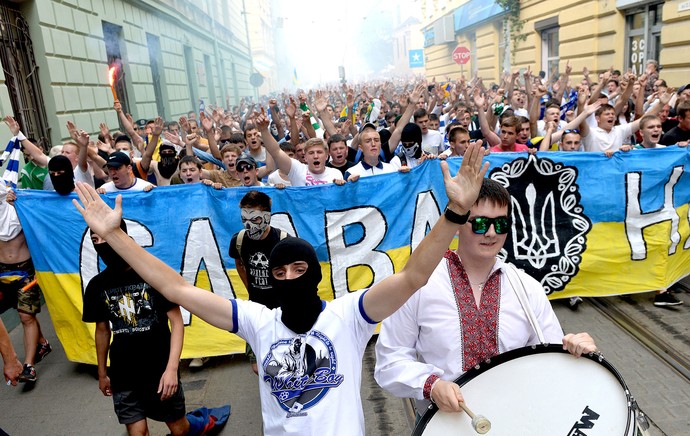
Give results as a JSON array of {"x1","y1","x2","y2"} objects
[{"x1": 452, "y1": 46, "x2": 470, "y2": 65}]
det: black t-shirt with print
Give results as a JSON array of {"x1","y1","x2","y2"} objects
[
  {"x1": 82, "y1": 268, "x2": 175, "y2": 392},
  {"x1": 229, "y1": 227, "x2": 283, "y2": 309}
]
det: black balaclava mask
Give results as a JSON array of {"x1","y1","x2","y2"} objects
[
  {"x1": 49, "y1": 155, "x2": 75, "y2": 195},
  {"x1": 269, "y1": 237, "x2": 323, "y2": 334},
  {"x1": 401, "y1": 123, "x2": 423, "y2": 159},
  {"x1": 158, "y1": 145, "x2": 178, "y2": 179},
  {"x1": 91, "y1": 220, "x2": 129, "y2": 271}
]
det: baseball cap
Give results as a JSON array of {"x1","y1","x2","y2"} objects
[
  {"x1": 106, "y1": 151, "x2": 131, "y2": 168},
  {"x1": 677, "y1": 84, "x2": 690, "y2": 95},
  {"x1": 236, "y1": 155, "x2": 257, "y2": 169},
  {"x1": 359, "y1": 122, "x2": 378, "y2": 133}
]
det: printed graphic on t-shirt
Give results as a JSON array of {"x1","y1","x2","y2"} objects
[
  {"x1": 262, "y1": 330, "x2": 344, "y2": 417},
  {"x1": 104, "y1": 283, "x2": 160, "y2": 335},
  {"x1": 305, "y1": 172, "x2": 329, "y2": 186},
  {"x1": 248, "y1": 251, "x2": 271, "y2": 289}
]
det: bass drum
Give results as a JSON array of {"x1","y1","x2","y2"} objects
[{"x1": 413, "y1": 344, "x2": 649, "y2": 436}]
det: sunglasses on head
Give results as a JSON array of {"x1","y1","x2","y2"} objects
[
  {"x1": 236, "y1": 164, "x2": 255, "y2": 172},
  {"x1": 468, "y1": 216, "x2": 510, "y2": 235},
  {"x1": 563, "y1": 129, "x2": 580, "y2": 135}
]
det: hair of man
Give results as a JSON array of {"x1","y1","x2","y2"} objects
[{"x1": 239, "y1": 190, "x2": 271, "y2": 212}]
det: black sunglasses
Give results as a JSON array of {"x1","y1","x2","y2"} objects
[
  {"x1": 236, "y1": 164, "x2": 255, "y2": 172},
  {"x1": 468, "y1": 216, "x2": 510, "y2": 235},
  {"x1": 563, "y1": 129, "x2": 580, "y2": 135}
]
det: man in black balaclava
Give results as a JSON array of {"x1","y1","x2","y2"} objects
[
  {"x1": 392, "y1": 123, "x2": 427, "y2": 169},
  {"x1": 48, "y1": 155, "x2": 75, "y2": 195},
  {"x1": 72, "y1": 140, "x2": 495, "y2": 435},
  {"x1": 268, "y1": 237, "x2": 323, "y2": 334},
  {"x1": 157, "y1": 144, "x2": 179, "y2": 181}
]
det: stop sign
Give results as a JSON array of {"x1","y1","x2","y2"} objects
[{"x1": 452, "y1": 46, "x2": 470, "y2": 65}]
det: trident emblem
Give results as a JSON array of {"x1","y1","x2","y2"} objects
[
  {"x1": 512, "y1": 183, "x2": 560, "y2": 268},
  {"x1": 491, "y1": 155, "x2": 591, "y2": 294}
]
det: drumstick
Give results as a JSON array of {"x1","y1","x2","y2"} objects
[{"x1": 458, "y1": 401, "x2": 491, "y2": 434}]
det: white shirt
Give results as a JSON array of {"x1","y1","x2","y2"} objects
[
  {"x1": 582, "y1": 114, "x2": 635, "y2": 152},
  {"x1": 421, "y1": 130, "x2": 443, "y2": 155},
  {"x1": 267, "y1": 170, "x2": 291, "y2": 186},
  {"x1": 374, "y1": 256, "x2": 563, "y2": 413},
  {"x1": 537, "y1": 119, "x2": 567, "y2": 137},
  {"x1": 232, "y1": 290, "x2": 377, "y2": 436},
  {"x1": 99, "y1": 177, "x2": 154, "y2": 192},
  {"x1": 287, "y1": 159, "x2": 342, "y2": 186},
  {"x1": 344, "y1": 160, "x2": 396, "y2": 179}
]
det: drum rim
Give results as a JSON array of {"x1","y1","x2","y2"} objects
[{"x1": 412, "y1": 343, "x2": 632, "y2": 436}]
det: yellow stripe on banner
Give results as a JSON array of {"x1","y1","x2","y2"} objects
[{"x1": 560, "y1": 203, "x2": 690, "y2": 299}]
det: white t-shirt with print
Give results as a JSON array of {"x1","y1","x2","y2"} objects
[
  {"x1": 287, "y1": 159, "x2": 342, "y2": 186},
  {"x1": 231, "y1": 290, "x2": 377, "y2": 436}
]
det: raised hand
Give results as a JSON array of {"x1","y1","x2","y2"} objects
[
  {"x1": 314, "y1": 90, "x2": 328, "y2": 113},
  {"x1": 3, "y1": 115, "x2": 20, "y2": 136},
  {"x1": 441, "y1": 141, "x2": 489, "y2": 212},
  {"x1": 178, "y1": 116, "x2": 190, "y2": 134},
  {"x1": 285, "y1": 96, "x2": 297, "y2": 118},
  {"x1": 200, "y1": 112, "x2": 213, "y2": 132},
  {"x1": 152, "y1": 117, "x2": 164, "y2": 136},
  {"x1": 255, "y1": 107, "x2": 270, "y2": 130},
  {"x1": 72, "y1": 182, "x2": 123, "y2": 239}
]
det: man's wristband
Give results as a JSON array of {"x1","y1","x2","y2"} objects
[
  {"x1": 17, "y1": 131, "x2": 26, "y2": 141},
  {"x1": 444, "y1": 206, "x2": 470, "y2": 225}
]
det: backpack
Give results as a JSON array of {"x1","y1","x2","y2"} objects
[{"x1": 235, "y1": 228, "x2": 288, "y2": 258}]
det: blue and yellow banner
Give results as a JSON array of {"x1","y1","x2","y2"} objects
[{"x1": 13, "y1": 148, "x2": 690, "y2": 363}]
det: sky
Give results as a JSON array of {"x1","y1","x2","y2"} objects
[{"x1": 271, "y1": 0, "x2": 419, "y2": 88}]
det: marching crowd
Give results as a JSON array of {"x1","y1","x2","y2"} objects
[{"x1": 1, "y1": 58, "x2": 688, "y2": 435}]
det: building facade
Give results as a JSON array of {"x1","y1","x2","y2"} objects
[
  {"x1": 421, "y1": 0, "x2": 690, "y2": 87},
  {"x1": 0, "y1": 0, "x2": 253, "y2": 148}
]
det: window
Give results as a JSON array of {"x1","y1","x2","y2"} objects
[
  {"x1": 146, "y1": 33, "x2": 166, "y2": 120},
  {"x1": 541, "y1": 27, "x2": 559, "y2": 81},
  {"x1": 625, "y1": 3, "x2": 662, "y2": 75}
]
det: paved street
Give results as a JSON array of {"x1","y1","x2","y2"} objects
[{"x1": 0, "y1": 287, "x2": 688, "y2": 435}]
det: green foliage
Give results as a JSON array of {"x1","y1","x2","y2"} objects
[{"x1": 496, "y1": 0, "x2": 527, "y2": 61}]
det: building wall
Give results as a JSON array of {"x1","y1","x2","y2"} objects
[
  {"x1": 421, "y1": 0, "x2": 690, "y2": 87},
  {"x1": 0, "y1": 0, "x2": 252, "y2": 146}
]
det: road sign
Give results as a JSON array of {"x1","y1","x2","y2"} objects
[
  {"x1": 409, "y1": 49, "x2": 424, "y2": 68},
  {"x1": 452, "y1": 46, "x2": 470, "y2": 65}
]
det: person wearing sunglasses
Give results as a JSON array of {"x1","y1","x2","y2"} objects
[
  {"x1": 235, "y1": 156, "x2": 264, "y2": 187},
  {"x1": 375, "y1": 178, "x2": 598, "y2": 416}
]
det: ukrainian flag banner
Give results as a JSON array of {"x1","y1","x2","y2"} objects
[{"x1": 13, "y1": 147, "x2": 690, "y2": 363}]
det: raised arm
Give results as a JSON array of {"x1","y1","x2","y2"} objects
[
  {"x1": 140, "y1": 117, "x2": 163, "y2": 172},
  {"x1": 3, "y1": 116, "x2": 48, "y2": 167},
  {"x1": 314, "y1": 90, "x2": 338, "y2": 137},
  {"x1": 388, "y1": 84, "x2": 425, "y2": 153},
  {"x1": 72, "y1": 183, "x2": 235, "y2": 331},
  {"x1": 67, "y1": 121, "x2": 90, "y2": 173},
  {"x1": 473, "y1": 89, "x2": 500, "y2": 147},
  {"x1": 554, "y1": 61, "x2": 571, "y2": 103},
  {"x1": 256, "y1": 108, "x2": 292, "y2": 174},
  {"x1": 362, "y1": 141, "x2": 489, "y2": 322},
  {"x1": 587, "y1": 68, "x2": 611, "y2": 104},
  {"x1": 200, "y1": 112, "x2": 220, "y2": 160}
]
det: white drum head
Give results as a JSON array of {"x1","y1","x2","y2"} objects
[{"x1": 415, "y1": 345, "x2": 633, "y2": 436}]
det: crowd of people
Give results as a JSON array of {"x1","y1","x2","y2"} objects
[{"x1": 1, "y1": 58, "x2": 688, "y2": 434}]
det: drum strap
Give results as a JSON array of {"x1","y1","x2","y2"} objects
[{"x1": 503, "y1": 264, "x2": 546, "y2": 344}]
